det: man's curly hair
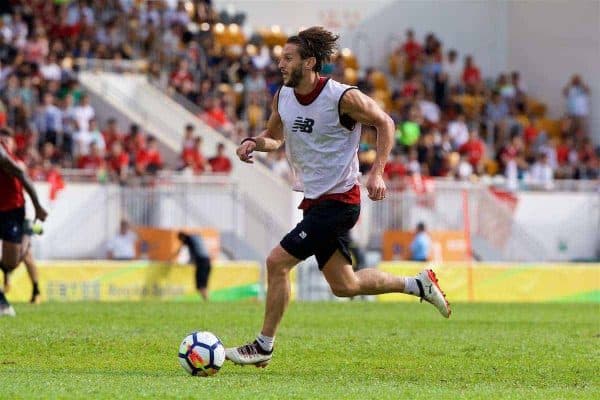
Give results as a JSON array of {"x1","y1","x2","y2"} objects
[{"x1": 287, "y1": 26, "x2": 339, "y2": 72}]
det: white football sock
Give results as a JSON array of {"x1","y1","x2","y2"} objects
[
  {"x1": 403, "y1": 277, "x2": 420, "y2": 297},
  {"x1": 256, "y1": 333, "x2": 275, "y2": 352}
]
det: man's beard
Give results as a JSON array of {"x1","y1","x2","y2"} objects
[{"x1": 283, "y1": 66, "x2": 303, "y2": 88}]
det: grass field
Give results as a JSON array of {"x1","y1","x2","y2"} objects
[{"x1": 0, "y1": 301, "x2": 598, "y2": 399}]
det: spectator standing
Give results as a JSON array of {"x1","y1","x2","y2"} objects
[
  {"x1": 106, "y1": 219, "x2": 138, "y2": 260},
  {"x1": 410, "y1": 222, "x2": 431, "y2": 262}
]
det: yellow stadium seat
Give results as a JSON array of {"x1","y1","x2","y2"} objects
[
  {"x1": 371, "y1": 71, "x2": 389, "y2": 91},
  {"x1": 343, "y1": 68, "x2": 358, "y2": 85},
  {"x1": 484, "y1": 159, "x2": 499, "y2": 175},
  {"x1": 453, "y1": 95, "x2": 485, "y2": 119},
  {"x1": 515, "y1": 115, "x2": 530, "y2": 128},
  {"x1": 343, "y1": 54, "x2": 359, "y2": 70},
  {"x1": 526, "y1": 97, "x2": 547, "y2": 117},
  {"x1": 536, "y1": 118, "x2": 562, "y2": 138}
]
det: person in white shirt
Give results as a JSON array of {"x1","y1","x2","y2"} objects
[
  {"x1": 528, "y1": 153, "x2": 554, "y2": 190},
  {"x1": 74, "y1": 118, "x2": 105, "y2": 156},
  {"x1": 563, "y1": 74, "x2": 590, "y2": 131},
  {"x1": 417, "y1": 91, "x2": 440, "y2": 125},
  {"x1": 73, "y1": 94, "x2": 95, "y2": 133},
  {"x1": 40, "y1": 53, "x2": 62, "y2": 82},
  {"x1": 106, "y1": 220, "x2": 138, "y2": 260},
  {"x1": 442, "y1": 49, "x2": 462, "y2": 92},
  {"x1": 446, "y1": 113, "x2": 469, "y2": 149}
]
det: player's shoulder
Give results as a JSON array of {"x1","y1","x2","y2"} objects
[{"x1": 326, "y1": 78, "x2": 358, "y2": 92}]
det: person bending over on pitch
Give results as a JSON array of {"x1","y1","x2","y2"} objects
[
  {"x1": 0, "y1": 128, "x2": 48, "y2": 316},
  {"x1": 226, "y1": 27, "x2": 450, "y2": 367},
  {"x1": 177, "y1": 232, "x2": 212, "y2": 301}
]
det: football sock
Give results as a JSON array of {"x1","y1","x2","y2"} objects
[
  {"x1": 256, "y1": 333, "x2": 274, "y2": 352},
  {"x1": 403, "y1": 277, "x2": 421, "y2": 297},
  {"x1": 32, "y1": 282, "x2": 40, "y2": 295},
  {"x1": 0, "y1": 289, "x2": 8, "y2": 305}
]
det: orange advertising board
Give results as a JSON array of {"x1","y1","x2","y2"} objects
[
  {"x1": 135, "y1": 226, "x2": 220, "y2": 261},
  {"x1": 382, "y1": 230, "x2": 468, "y2": 262}
]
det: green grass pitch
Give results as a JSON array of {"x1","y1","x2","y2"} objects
[{"x1": 0, "y1": 301, "x2": 598, "y2": 399}]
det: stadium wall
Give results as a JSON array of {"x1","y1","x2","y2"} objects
[
  {"x1": 341, "y1": 1, "x2": 509, "y2": 79},
  {"x1": 346, "y1": 1, "x2": 599, "y2": 144},
  {"x1": 26, "y1": 183, "x2": 599, "y2": 261},
  {"x1": 506, "y1": 1, "x2": 600, "y2": 145},
  {"x1": 6, "y1": 261, "x2": 261, "y2": 303},
  {"x1": 378, "y1": 262, "x2": 600, "y2": 303},
  {"x1": 212, "y1": 0, "x2": 395, "y2": 34},
  {"x1": 6, "y1": 261, "x2": 598, "y2": 304}
]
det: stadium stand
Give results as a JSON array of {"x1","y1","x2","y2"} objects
[{"x1": 0, "y1": 0, "x2": 597, "y2": 191}]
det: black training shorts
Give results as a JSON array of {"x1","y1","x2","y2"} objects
[
  {"x1": 280, "y1": 200, "x2": 360, "y2": 269},
  {"x1": 0, "y1": 207, "x2": 25, "y2": 244}
]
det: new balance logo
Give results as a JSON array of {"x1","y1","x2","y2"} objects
[{"x1": 292, "y1": 117, "x2": 315, "y2": 133}]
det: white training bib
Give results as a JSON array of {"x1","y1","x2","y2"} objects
[{"x1": 278, "y1": 78, "x2": 362, "y2": 199}]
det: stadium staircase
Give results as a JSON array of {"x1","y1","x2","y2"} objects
[{"x1": 78, "y1": 72, "x2": 292, "y2": 260}]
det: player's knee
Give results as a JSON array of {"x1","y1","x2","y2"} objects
[
  {"x1": 0, "y1": 260, "x2": 17, "y2": 273},
  {"x1": 330, "y1": 282, "x2": 360, "y2": 298},
  {"x1": 266, "y1": 254, "x2": 288, "y2": 278}
]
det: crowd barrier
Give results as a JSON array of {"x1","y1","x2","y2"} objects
[
  {"x1": 6, "y1": 261, "x2": 598, "y2": 303},
  {"x1": 6, "y1": 261, "x2": 260, "y2": 303},
  {"x1": 378, "y1": 262, "x2": 599, "y2": 303}
]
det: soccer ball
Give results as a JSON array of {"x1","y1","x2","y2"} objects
[{"x1": 178, "y1": 331, "x2": 225, "y2": 376}]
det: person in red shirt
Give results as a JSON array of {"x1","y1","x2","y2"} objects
[
  {"x1": 459, "y1": 127, "x2": 486, "y2": 173},
  {"x1": 203, "y1": 98, "x2": 231, "y2": 130},
  {"x1": 124, "y1": 124, "x2": 145, "y2": 154},
  {"x1": 107, "y1": 141, "x2": 129, "y2": 183},
  {"x1": 384, "y1": 151, "x2": 407, "y2": 182},
  {"x1": 462, "y1": 55, "x2": 482, "y2": 93},
  {"x1": 555, "y1": 136, "x2": 574, "y2": 167},
  {"x1": 102, "y1": 118, "x2": 123, "y2": 152},
  {"x1": 181, "y1": 136, "x2": 208, "y2": 174},
  {"x1": 208, "y1": 142, "x2": 232, "y2": 173},
  {"x1": 401, "y1": 29, "x2": 422, "y2": 74},
  {"x1": 135, "y1": 136, "x2": 163, "y2": 175},
  {"x1": 401, "y1": 72, "x2": 423, "y2": 98},
  {"x1": 13, "y1": 124, "x2": 35, "y2": 159},
  {"x1": 77, "y1": 142, "x2": 105, "y2": 171},
  {"x1": 169, "y1": 59, "x2": 194, "y2": 93},
  {"x1": 0, "y1": 128, "x2": 48, "y2": 316}
]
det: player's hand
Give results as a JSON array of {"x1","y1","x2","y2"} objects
[
  {"x1": 366, "y1": 172, "x2": 387, "y2": 201},
  {"x1": 35, "y1": 205, "x2": 48, "y2": 222},
  {"x1": 236, "y1": 141, "x2": 256, "y2": 164}
]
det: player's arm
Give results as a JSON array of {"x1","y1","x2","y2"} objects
[
  {"x1": 0, "y1": 145, "x2": 48, "y2": 220},
  {"x1": 340, "y1": 89, "x2": 395, "y2": 201},
  {"x1": 236, "y1": 92, "x2": 284, "y2": 163}
]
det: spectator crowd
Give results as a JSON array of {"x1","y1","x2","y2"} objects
[{"x1": 0, "y1": 0, "x2": 596, "y2": 190}]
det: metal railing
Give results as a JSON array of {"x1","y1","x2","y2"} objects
[{"x1": 367, "y1": 180, "x2": 554, "y2": 261}]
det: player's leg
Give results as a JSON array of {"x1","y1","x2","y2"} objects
[
  {"x1": 225, "y1": 244, "x2": 299, "y2": 367},
  {"x1": 3, "y1": 221, "x2": 32, "y2": 294},
  {"x1": 0, "y1": 208, "x2": 24, "y2": 316},
  {"x1": 194, "y1": 257, "x2": 211, "y2": 301},
  {"x1": 23, "y1": 250, "x2": 41, "y2": 304},
  {"x1": 322, "y1": 250, "x2": 406, "y2": 296},
  {"x1": 261, "y1": 245, "x2": 299, "y2": 337},
  {"x1": 1, "y1": 241, "x2": 22, "y2": 272},
  {"x1": 320, "y1": 241, "x2": 451, "y2": 317}
]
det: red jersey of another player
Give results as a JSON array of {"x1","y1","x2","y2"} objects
[{"x1": 0, "y1": 142, "x2": 25, "y2": 211}]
